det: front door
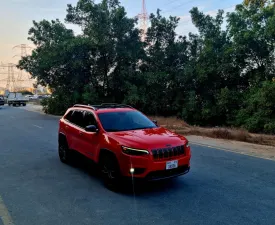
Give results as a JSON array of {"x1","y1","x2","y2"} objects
[{"x1": 80, "y1": 111, "x2": 100, "y2": 160}]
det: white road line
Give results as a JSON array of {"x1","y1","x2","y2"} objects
[
  {"x1": 190, "y1": 142, "x2": 275, "y2": 161},
  {"x1": 0, "y1": 195, "x2": 14, "y2": 225},
  {"x1": 33, "y1": 125, "x2": 43, "y2": 129}
]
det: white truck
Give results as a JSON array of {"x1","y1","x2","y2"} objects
[{"x1": 7, "y1": 92, "x2": 28, "y2": 106}]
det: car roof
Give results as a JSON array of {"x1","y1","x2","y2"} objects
[{"x1": 68, "y1": 104, "x2": 136, "y2": 114}]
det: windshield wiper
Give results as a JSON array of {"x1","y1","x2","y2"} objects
[
  {"x1": 106, "y1": 129, "x2": 120, "y2": 132},
  {"x1": 130, "y1": 127, "x2": 153, "y2": 131}
]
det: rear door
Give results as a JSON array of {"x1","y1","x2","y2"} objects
[
  {"x1": 80, "y1": 111, "x2": 101, "y2": 160},
  {"x1": 64, "y1": 110, "x2": 85, "y2": 153}
]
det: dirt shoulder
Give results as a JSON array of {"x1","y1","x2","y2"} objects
[
  {"x1": 187, "y1": 135, "x2": 275, "y2": 161},
  {"x1": 20, "y1": 105, "x2": 275, "y2": 161}
]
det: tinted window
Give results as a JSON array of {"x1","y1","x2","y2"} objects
[
  {"x1": 64, "y1": 110, "x2": 73, "y2": 122},
  {"x1": 83, "y1": 111, "x2": 97, "y2": 127},
  {"x1": 70, "y1": 110, "x2": 84, "y2": 127},
  {"x1": 98, "y1": 111, "x2": 157, "y2": 132}
]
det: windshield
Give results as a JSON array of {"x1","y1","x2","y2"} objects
[{"x1": 98, "y1": 111, "x2": 157, "y2": 132}]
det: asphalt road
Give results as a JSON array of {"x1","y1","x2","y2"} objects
[{"x1": 0, "y1": 105, "x2": 275, "y2": 225}]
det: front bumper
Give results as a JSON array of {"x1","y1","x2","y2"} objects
[
  {"x1": 119, "y1": 152, "x2": 191, "y2": 180},
  {"x1": 146, "y1": 165, "x2": 190, "y2": 181}
]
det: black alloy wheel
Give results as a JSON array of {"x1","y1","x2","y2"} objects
[
  {"x1": 101, "y1": 153, "x2": 121, "y2": 191},
  {"x1": 58, "y1": 140, "x2": 71, "y2": 163}
]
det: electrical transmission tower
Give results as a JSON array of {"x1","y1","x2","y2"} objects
[
  {"x1": 12, "y1": 44, "x2": 33, "y2": 90},
  {"x1": 137, "y1": 0, "x2": 149, "y2": 41},
  {"x1": 0, "y1": 63, "x2": 17, "y2": 92}
]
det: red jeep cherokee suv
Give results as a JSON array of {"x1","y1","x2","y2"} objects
[{"x1": 58, "y1": 103, "x2": 191, "y2": 189}]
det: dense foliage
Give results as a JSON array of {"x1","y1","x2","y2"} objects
[{"x1": 18, "y1": 0, "x2": 275, "y2": 134}]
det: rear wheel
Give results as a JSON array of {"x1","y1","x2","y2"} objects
[
  {"x1": 100, "y1": 152, "x2": 121, "y2": 191},
  {"x1": 58, "y1": 138, "x2": 71, "y2": 164}
]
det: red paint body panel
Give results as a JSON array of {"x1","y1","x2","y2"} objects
[{"x1": 59, "y1": 106, "x2": 191, "y2": 179}]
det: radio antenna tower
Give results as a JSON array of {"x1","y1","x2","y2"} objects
[{"x1": 137, "y1": 0, "x2": 149, "y2": 41}]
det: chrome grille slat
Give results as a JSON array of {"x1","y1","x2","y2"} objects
[{"x1": 152, "y1": 145, "x2": 185, "y2": 160}]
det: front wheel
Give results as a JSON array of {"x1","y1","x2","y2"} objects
[
  {"x1": 100, "y1": 153, "x2": 121, "y2": 191},
  {"x1": 58, "y1": 139, "x2": 71, "y2": 164}
]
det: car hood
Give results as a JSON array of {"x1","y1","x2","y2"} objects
[{"x1": 108, "y1": 127, "x2": 187, "y2": 150}]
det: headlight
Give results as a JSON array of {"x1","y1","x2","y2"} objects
[
  {"x1": 121, "y1": 146, "x2": 149, "y2": 156},
  {"x1": 186, "y1": 140, "x2": 190, "y2": 148}
]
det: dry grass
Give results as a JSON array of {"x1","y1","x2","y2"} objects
[
  {"x1": 150, "y1": 116, "x2": 275, "y2": 147},
  {"x1": 28, "y1": 99, "x2": 42, "y2": 105}
]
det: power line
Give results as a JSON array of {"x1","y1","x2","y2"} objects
[
  {"x1": 163, "y1": 0, "x2": 182, "y2": 7},
  {"x1": 177, "y1": 5, "x2": 236, "y2": 26},
  {"x1": 162, "y1": 0, "x2": 197, "y2": 14}
]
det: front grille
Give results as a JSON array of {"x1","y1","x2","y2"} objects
[{"x1": 151, "y1": 145, "x2": 185, "y2": 160}]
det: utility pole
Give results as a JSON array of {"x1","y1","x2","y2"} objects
[
  {"x1": 13, "y1": 44, "x2": 32, "y2": 58},
  {"x1": 137, "y1": 0, "x2": 149, "y2": 42},
  {"x1": 12, "y1": 44, "x2": 33, "y2": 90}
]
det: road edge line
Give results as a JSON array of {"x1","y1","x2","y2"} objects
[
  {"x1": 190, "y1": 141, "x2": 275, "y2": 161},
  {"x1": 0, "y1": 195, "x2": 14, "y2": 225}
]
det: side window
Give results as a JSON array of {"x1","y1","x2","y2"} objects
[
  {"x1": 70, "y1": 110, "x2": 85, "y2": 128},
  {"x1": 64, "y1": 110, "x2": 73, "y2": 122},
  {"x1": 83, "y1": 111, "x2": 97, "y2": 128}
]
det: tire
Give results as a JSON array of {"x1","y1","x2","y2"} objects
[
  {"x1": 58, "y1": 138, "x2": 71, "y2": 164},
  {"x1": 100, "y1": 152, "x2": 121, "y2": 191},
  {"x1": 13, "y1": 104, "x2": 16, "y2": 107},
  {"x1": 23, "y1": 103, "x2": 26, "y2": 106}
]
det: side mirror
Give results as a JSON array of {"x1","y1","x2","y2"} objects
[
  {"x1": 152, "y1": 120, "x2": 158, "y2": 125},
  {"x1": 85, "y1": 125, "x2": 99, "y2": 133}
]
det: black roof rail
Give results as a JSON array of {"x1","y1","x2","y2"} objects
[
  {"x1": 73, "y1": 103, "x2": 134, "y2": 111},
  {"x1": 99, "y1": 103, "x2": 134, "y2": 109},
  {"x1": 73, "y1": 104, "x2": 97, "y2": 110}
]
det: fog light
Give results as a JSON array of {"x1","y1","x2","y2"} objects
[{"x1": 130, "y1": 168, "x2": 135, "y2": 173}]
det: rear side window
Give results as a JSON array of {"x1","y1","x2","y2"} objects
[
  {"x1": 64, "y1": 110, "x2": 73, "y2": 122},
  {"x1": 70, "y1": 110, "x2": 85, "y2": 128}
]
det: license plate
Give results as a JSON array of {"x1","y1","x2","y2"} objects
[{"x1": 166, "y1": 160, "x2": 178, "y2": 170}]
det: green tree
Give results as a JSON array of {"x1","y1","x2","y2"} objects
[
  {"x1": 135, "y1": 9, "x2": 187, "y2": 115},
  {"x1": 66, "y1": 0, "x2": 143, "y2": 103},
  {"x1": 236, "y1": 81, "x2": 275, "y2": 134},
  {"x1": 227, "y1": 2, "x2": 275, "y2": 86},
  {"x1": 18, "y1": 0, "x2": 143, "y2": 114},
  {"x1": 243, "y1": 0, "x2": 274, "y2": 7},
  {"x1": 16, "y1": 0, "x2": 275, "y2": 134}
]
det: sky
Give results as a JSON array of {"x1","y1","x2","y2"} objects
[{"x1": 0, "y1": 0, "x2": 241, "y2": 87}]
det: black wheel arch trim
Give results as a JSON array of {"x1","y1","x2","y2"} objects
[
  {"x1": 58, "y1": 132, "x2": 67, "y2": 143},
  {"x1": 98, "y1": 148, "x2": 120, "y2": 169}
]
